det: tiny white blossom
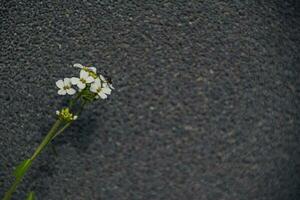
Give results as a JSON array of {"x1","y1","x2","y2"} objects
[
  {"x1": 90, "y1": 78, "x2": 111, "y2": 99},
  {"x1": 56, "y1": 78, "x2": 76, "y2": 95},
  {"x1": 73, "y1": 63, "x2": 97, "y2": 73},
  {"x1": 71, "y1": 70, "x2": 95, "y2": 89}
]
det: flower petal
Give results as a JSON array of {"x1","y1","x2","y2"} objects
[
  {"x1": 77, "y1": 82, "x2": 86, "y2": 89},
  {"x1": 58, "y1": 89, "x2": 67, "y2": 95},
  {"x1": 90, "y1": 84, "x2": 98, "y2": 93},
  {"x1": 109, "y1": 84, "x2": 115, "y2": 90},
  {"x1": 102, "y1": 87, "x2": 111, "y2": 95},
  {"x1": 67, "y1": 88, "x2": 76, "y2": 95},
  {"x1": 99, "y1": 92, "x2": 107, "y2": 99},
  {"x1": 88, "y1": 67, "x2": 97, "y2": 73},
  {"x1": 71, "y1": 77, "x2": 80, "y2": 85},
  {"x1": 74, "y1": 63, "x2": 84, "y2": 68},
  {"x1": 56, "y1": 80, "x2": 64, "y2": 88},
  {"x1": 80, "y1": 70, "x2": 89, "y2": 79},
  {"x1": 94, "y1": 78, "x2": 101, "y2": 86},
  {"x1": 64, "y1": 78, "x2": 71, "y2": 86},
  {"x1": 86, "y1": 76, "x2": 94, "y2": 84},
  {"x1": 99, "y1": 75, "x2": 106, "y2": 82}
]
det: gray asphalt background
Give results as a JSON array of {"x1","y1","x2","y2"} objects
[{"x1": 0, "y1": 1, "x2": 299, "y2": 200}]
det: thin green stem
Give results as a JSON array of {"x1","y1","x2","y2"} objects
[
  {"x1": 51, "y1": 122, "x2": 72, "y2": 140},
  {"x1": 50, "y1": 142, "x2": 58, "y2": 157},
  {"x1": 2, "y1": 92, "x2": 87, "y2": 200},
  {"x1": 2, "y1": 119, "x2": 62, "y2": 200},
  {"x1": 69, "y1": 92, "x2": 82, "y2": 109},
  {"x1": 30, "y1": 120, "x2": 62, "y2": 161},
  {"x1": 77, "y1": 101, "x2": 87, "y2": 116},
  {"x1": 2, "y1": 177, "x2": 22, "y2": 200}
]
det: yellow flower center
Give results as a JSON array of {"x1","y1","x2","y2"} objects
[
  {"x1": 83, "y1": 66, "x2": 98, "y2": 79},
  {"x1": 63, "y1": 85, "x2": 70, "y2": 90},
  {"x1": 80, "y1": 78, "x2": 86, "y2": 83},
  {"x1": 58, "y1": 108, "x2": 75, "y2": 122}
]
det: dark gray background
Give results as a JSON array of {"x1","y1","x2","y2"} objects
[{"x1": 0, "y1": 1, "x2": 299, "y2": 200}]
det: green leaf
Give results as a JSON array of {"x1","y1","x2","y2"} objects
[
  {"x1": 13, "y1": 159, "x2": 31, "y2": 178},
  {"x1": 26, "y1": 191, "x2": 35, "y2": 200}
]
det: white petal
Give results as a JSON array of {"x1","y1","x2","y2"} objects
[
  {"x1": 109, "y1": 84, "x2": 115, "y2": 90},
  {"x1": 64, "y1": 78, "x2": 71, "y2": 86},
  {"x1": 80, "y1": 70, "x2": 89, "y2": 79},
  {"x1": 102, "y1": 82, "x2": 108, "y2": 88},
  {"x1": 67, "y1": 88, "x2": 76, "y2": 95},
  {"x1": 99, "y1": 75, "x2": 106, "y2": 82},
  {"x1": 86, "y1": 76, "x2": 94, "y2": 83},
  {"x1": 74, "y1": 63, "x2": 84, "y2": 68},
  {"x1": 90, "y1": 84, "x2": 98, "y2": 93},
  {"x1": 78, "y1": 82, "x2": 86, "y2": 89},
  {"x1": 102, "y1": 87, "x2": 111, "y2": 95},
  {"x1": 88, "y1": 67, "x2": 97, "y2": 73},
  {"x1": 71, "y1": 77, "x2": 80, "y2": 85},
  {"x1": 58, "y1": 89, "x2": 66, "y2": 95},
  {"x1": 56, "y1": 80, "x2": 64, "y2": 88},
  {"x1": 73, "y1": 115, "x2": 78, "y2": 120},
  {"x1": 99, "y1": 92, "x2": 107, "y2": 99},
  {"x1": 56, "y1": 110, "x2": 60, "y2": 115},
  {"x1": 94, "y1": 78, "x2": 101, "y2": 86}
]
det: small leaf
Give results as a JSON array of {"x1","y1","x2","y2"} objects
[
  {"x1": 26, "y1": 191, "x2": 35, "y2": 200},
  {"x1": 13, "y1": 159, "x2": 31, "y2": 178}
]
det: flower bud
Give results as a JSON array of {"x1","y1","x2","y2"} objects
[{"x1": 56, "y1": 108, "x2": 77, "y2": 122}]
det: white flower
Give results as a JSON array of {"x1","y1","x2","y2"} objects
[
  {"x1": 71, "y1": 70, "x2": 95, "y2": 89},
  {"x1": 99, "y1": 74, "x2": 115, "y2": 90},
  {"x1": 90, "y1": 78, "x2": 112, "y2": 99},
  {"x1": 73, "y1": 63, "x2": 97, "y2": 73},
  {"x1": 56, "y1": 78, "x2": 76, "y2": 95}
]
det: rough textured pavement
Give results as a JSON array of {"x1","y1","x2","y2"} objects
[{"x1": 0, "y1": 1, "x2": 299, "y2": 200}]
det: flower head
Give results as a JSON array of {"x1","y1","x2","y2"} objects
[
  {"x1": 71, "y1": 70, "x2": 95, "y2": 89},
  {"x1": 74, "y1": 63, "x2": 97, "y2": 73},
  {"x1": 56, "y1": 78, "x2": 76, "y2": 95},
  {"x1": 56, "y1": 64, "x2": 114, "y2": 100},
  {"x1": 90, "y1": 78, "x2": 112, "y2": 99},
  {"x1": 74, "y1": 63, "x2": 98, "y2": 79},
  {"x1": 56, "y1": 108, "x2": 78, "y2": 122}
]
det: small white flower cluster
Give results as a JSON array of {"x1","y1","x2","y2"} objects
[
  {"x1": 56, "y1": 64, "x2": 113, "y2": 99},
  {"x1": 56, "y1": 108, "x2": 78, "y2": 122}
]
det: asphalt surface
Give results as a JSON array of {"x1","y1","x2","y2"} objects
[{"x1": 0, "y1": 1, "x2": 299, "y2": 200}]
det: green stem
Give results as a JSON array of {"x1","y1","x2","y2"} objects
[
  {"x1": 69, "y1": 93, "x2": 81, "y2": 109},
  {"x1": 51, "y1": 122, "x2": 72, "y2": 140},
  {"x1": 31, "y1": 120, "x2": 62, "y2": 161},
  {"x1": 2, "y1": 94, "x2": 87, "y2": 200},
  {"x1": 2, "y1": 119, "x2": 62, "y2": 200}
]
